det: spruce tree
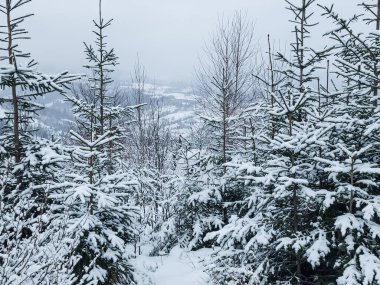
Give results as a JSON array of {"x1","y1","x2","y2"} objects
[
  {"x1": 310, "y1": 2, "x2": 380, "y2": 284},
  {"x1": 0, "y1": 1, "x2": 80, "y2": 284},
  {"x1": 0, "y1": 0, "x2": 78, "y2": 188},
  {"x1": 60, "y1": 1, "x2": 139, "y2": 284},
  {"x1": 204, "y1": 1, "x2": 334, "y2": 284}
]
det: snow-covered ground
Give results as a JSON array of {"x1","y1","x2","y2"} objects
[{"x1": 133, "y1": 246, "x2": 212, "y2": 285}]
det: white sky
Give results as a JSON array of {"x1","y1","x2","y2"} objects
[{"x1": 16, "y1": 0, "x2": 362, "y2": 84}]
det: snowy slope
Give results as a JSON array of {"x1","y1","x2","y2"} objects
[
  {"x1": 133, "y1": 246, "x2": 211, "y2": 285},
  {"x1": 26, "y1": 83, "x2": 197, "y2": 138},
  {"x1": 121, "y1": 83, "x2": 197, "y2": 136}
]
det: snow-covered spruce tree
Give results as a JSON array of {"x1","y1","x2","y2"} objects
[
  {"x1": 306, "y1": 2, "x2": 380, "y2": 284},
  {"x1": 187, "y1": 12, "x2": 256, "y2": 249},
  {"x1": 81, "y1": 0, "x2": 119, "y2": 175},
  {"x1": 204, "y1": 1, "x2": 337, "y2": 284},
  {"x1": 202, "y1": 102, "x2": 272, "y2": 285},
  {"x1": 0, "y1": 0, "x2": 80, "y2": 284},
  {"x1": 54, "y1": 129, "x2": 138, "y2": 285},
  {"x1": 0, "y1": 0, "x2": 78, "y2": 188},
  {"x1": 60, "y1": 1, "x2": 139, "y2": 284},
  {"x1": 0, "y1": 143, "x2": 82, "y2": 285}
]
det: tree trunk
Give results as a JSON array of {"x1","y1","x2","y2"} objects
[
  {"x1": 99, "y1": 0, "x2": 105, "y2": 136},
  {"x1": 377, "y1": 0, "x2": 380, "y2": 30},
  {"x1": 6, "y1": 0, "x2": 22, "y2": 185}
]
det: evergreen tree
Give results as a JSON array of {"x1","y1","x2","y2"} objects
[
  {"x1": 0, "y1": 1, "x2": 80, "y2": 283},
  {"x1": 54, "y1": 129, "x2": 138, "y2": 285},
  {"x1": 0, "y1": 141, "x2": 81, "y2": 285},
  {"x1": 60, "y1": 0, "x2": 139, "y2": 283},
  {"x1": 204, "y1": 1, "x2": 334, "y2": 284},
  {"x1": 309, "y1": 2, "x2": 380, "y2": 284},
  {"x1": 0, "y1": 0, "x2": 78, "y2": 188},
  {"x1": 81, "y1": 0, "x2": 119, "y2": 175}
]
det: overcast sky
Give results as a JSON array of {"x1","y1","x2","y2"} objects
[{"x1": 19, "y1": 0, "x2": 360, "y2": 84}]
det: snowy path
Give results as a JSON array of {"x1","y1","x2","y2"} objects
[{"x1": 133, "y1": 246, "x2": 211, "y2": 285}]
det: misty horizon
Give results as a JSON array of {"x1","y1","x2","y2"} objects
[{"x1": 16, "y1": 0, "x2": 360, "y2": 85}]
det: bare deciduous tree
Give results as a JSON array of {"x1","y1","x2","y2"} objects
[
  {"x1": 125, "y1": 60, "x2": 173, "y2": 173},
  {"x1": 196, "y1": 11, "x2": 256, "y2": 165}
]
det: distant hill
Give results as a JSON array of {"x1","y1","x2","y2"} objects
[
  {"x1": 18, "y1": 82, "x2": 200, "y2": 139},
  {"x1": 120, "y1": 83, "x2": 198, "y2": 136}
]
